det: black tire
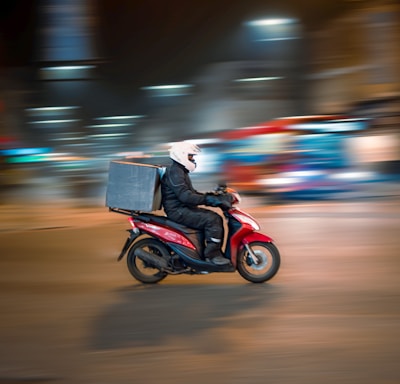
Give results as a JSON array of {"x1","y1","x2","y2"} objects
[
  {"x1": 237, "y1": 241, "x2": 280, "y2": 283},
  {"x1": 127, "y1": 238, "x2": 169, "y2": 284}
]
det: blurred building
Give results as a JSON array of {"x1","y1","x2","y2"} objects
[
  {"x1": 138, "y1": 17, "x2": 305, "y2": 145},
  {"x1": 307, "y1": 0, "x2": 400, "y2": 112},
  {"x1": 139, "y1": 1, "x2": 400, "y2": 147},
  {"x1": 2, "y1": 0, "x2": 400, "y2": 199},
  {"x1": 306, "y1": 0, "x2": 400, "y2": 178}
]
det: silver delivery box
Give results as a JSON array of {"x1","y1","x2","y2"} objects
[{"x1": 106, "y1": 161, "x2": 163, "y2": 212}]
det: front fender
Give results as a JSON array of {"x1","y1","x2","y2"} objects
[
  {"x1": 241, "y1": 232, "x2": 274, "y2": 245},
  {"x1": 230, "y1": 232, "x2": 274, "y2": 267}
]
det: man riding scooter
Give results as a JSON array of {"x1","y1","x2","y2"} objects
[{"x1": 161, "y1": 141, "x2": 232, "y2": 266}]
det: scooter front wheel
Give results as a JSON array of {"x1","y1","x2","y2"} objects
[
  {"x1": 237, "y1": 241, "x2": 280, "y2": 283},
  {"x1": 127, "y1": 238, "x2": 168, "y2": 284}
]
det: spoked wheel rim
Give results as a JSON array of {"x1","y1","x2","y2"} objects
[
  {"x1": 237, "y1": 241, "x2": 280, "y2": 283},
  {"x1": 247, "y1": 249, "x2": 269, "y2": 271}
]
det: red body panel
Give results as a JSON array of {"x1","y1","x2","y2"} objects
[{"x1": 136, "y1": 222, "x2": 196, "y2": 250}]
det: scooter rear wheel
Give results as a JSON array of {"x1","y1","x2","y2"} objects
[
  {"x1": 127, "y1": 238, "x2": 169, "y2": 284},
  {"x1": 237, "y1": 241, "x2": 280, "y2": 283}
]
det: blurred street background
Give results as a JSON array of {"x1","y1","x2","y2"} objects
[
  {"x1": 0, "y1": 0, "x2": 399, "y2": 203},
  {"x1": 0, "y1": 0, "x2": 400, "y2": 383}
]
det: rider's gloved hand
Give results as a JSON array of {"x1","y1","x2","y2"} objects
[
  {"x1": 204, "y1": 193, "x2": 221, "y2": 207},
  {"x1": 218, "y1": 193, "x2": 233, "y2": 210},
  {"x1": 205, "y1": 193, "x2": 233, "y2": 210}
]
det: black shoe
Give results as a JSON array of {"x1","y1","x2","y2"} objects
[{"x1": 210, "y1": 255, "x2": 231, "y2": 266}]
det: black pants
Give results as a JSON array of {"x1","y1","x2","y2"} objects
[{"x1": 166, "y1": 206, "x2": 223, "y2": 257}]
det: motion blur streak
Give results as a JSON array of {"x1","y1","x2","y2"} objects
[{"x1": 1, "y1": 1, "x2": 398, "y2": 207}]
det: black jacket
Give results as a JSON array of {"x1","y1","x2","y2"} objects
[{"x1": 161, "y1": 160, "x2": 206, "y2": 215}]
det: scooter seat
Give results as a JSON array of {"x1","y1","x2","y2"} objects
[{"x1": 139, "y1": 213, "x2": 201, "y2": 235}]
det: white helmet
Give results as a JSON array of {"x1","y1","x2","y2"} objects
[{"x1": 169, "y1": 141, "x2": 201, "y2": 172}]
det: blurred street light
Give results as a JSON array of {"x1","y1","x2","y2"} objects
[
  {"x1": 245, "y1": 17, "x2": 300, "y2": 42},
  {"x1": 246, "y1": 18, "x2": 296, "y2": 27},
  {"x1": 141, "y1": 84, "x2": 194, "y2": 97}
]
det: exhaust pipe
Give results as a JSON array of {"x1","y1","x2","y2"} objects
[{"x1": 134, "y1": 248, "x2": 169, "y2": 270}]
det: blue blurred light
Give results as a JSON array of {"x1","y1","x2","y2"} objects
[{"x1": 1, "y1": 147, "x2": 52, "y2": 156}]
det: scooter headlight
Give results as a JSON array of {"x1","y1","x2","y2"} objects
[{"x1": 232, "y1": 211, "x2": 260, "y2": 231}]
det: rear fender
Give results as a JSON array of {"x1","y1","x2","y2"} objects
[{"x1": 117, "y1": 229, "x2": 140, "y2": 261}]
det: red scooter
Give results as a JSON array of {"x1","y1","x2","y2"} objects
[{"x1": 111, "y1": 186, "x2": 280, "y2": 283}]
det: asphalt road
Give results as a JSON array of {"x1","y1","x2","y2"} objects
[{"x1": 0, "y1": 196, "x2": 399, "y2": 384}]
